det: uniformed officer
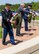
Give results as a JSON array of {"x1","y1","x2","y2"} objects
[
  {"x1": 16, "y1": 4, "x2": 25, "y2": 36},
  {"x1": 2, "y1": 3, "x2": 16, "y2": 45},
  {"x1": 23, "y1": 4, "x2": 32, "y2": 31}
]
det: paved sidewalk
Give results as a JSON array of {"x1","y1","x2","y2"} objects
[{"x1": 0, "y1": 36, "x2": 39, "y2": 54}]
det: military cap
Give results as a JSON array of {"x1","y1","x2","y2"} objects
[
  {"x1": 5, "y1": 3, "x2": 12, "y2": 6},
  {"x1": 28, "y1": 4, "x2": 32, "y2": 7}
]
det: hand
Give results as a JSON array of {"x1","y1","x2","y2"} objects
[
  {"x1": 30, "y1": 12, "x2": 32, "y2": 14},
  {"x1": 10, "y1": 19, "x2": 12, "y2": 23},
  {"x1": 7, "y1": 19, "x2": 9, "y2": 21},
  {"x1": 10, "y1": 20, "x2": 16, "y2": 24}
]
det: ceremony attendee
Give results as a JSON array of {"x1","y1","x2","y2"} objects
[
  {"x1": 2, "y1": 3, "x2": 16, "y2": 45},
  {"x1": 16, "y1": 3, "x2": 25, "y2": 36},
  {"x1": 23, "y1": 4, "x2": 32, "y2": 31}
]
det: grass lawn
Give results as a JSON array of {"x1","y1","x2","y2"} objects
[
  {"x1": 0, "y1": 27, "x2": 2, "y2": 38},
  {"x1": 35, "y1": 16, "x2": 39, "y2": 20}
]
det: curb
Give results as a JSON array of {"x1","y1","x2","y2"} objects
[{"x1": 0, "y1": 36, "x2": 39, "y2": 54}]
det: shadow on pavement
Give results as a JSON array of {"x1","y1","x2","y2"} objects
[{"x1": 5, "y1": 40, "x2": 23, "y2": 45}]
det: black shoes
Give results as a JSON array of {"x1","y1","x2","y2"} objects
[
  {"x1": 16, "y1": 33, "x2": 23, "y2": 36},
  {"x1": 2, "y1": 41, "x2": 17, "y2": 45},
  {"x1": 11, "y1": 42, "x2": 17, "y2": 45},
  {"x1": 2, "y1": 42, "x2": 7, "y2": 45},
  {"x1": 16, "y1": 34, "x2": 20, "y2": 36},
  {"x1": 2, "y1": 42, "x2": 16, "y2": 45}
]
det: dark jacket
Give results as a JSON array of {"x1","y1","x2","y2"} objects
[
  {"x1": 17, "y1": 6, "x2": 24, "y2": 17},
  {"x1": 1, "y1": 9, "x2": 13, "y2": 28},
  {"x1": 23, "y1": 8, "x2": 30, "y2": 20}
]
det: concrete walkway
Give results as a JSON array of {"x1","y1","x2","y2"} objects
[{"x1": 0, "y1": 36, "x2": 39, "y2": 54}]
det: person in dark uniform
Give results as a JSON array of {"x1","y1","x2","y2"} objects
[
  {"x1": 1, "y1": 3, "x2": 16, "y2": 45},
  {"x1": 23, "y1": 4, "x2": 32, "y2": 31}
]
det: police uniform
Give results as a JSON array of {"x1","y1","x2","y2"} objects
[{"x1": 1, "y1": 4, "x2": 16, "y2": 45}]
